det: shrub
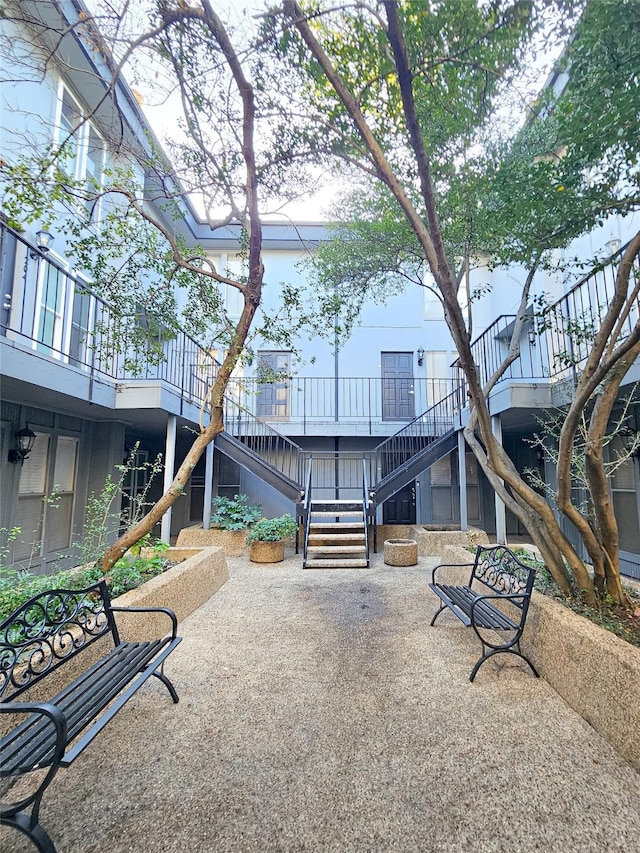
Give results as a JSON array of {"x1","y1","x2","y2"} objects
[
  {"x1": 211, "y1": 494, "x2": 262, "y2": 530},
  {"x1": 246, "y1": 515, "x2": 298, "y2": 543}
]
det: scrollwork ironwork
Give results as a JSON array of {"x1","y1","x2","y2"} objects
[
  {"x1": 473, "y1": 546, "x2": 531, "y2": 598},
  {"x1": 0, "y1": 582, "x2": 110, "y2": 700}
]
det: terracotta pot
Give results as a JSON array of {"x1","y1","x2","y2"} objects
[{"x1": 249, "y1": 540, "x2": 285, "y2": 563}]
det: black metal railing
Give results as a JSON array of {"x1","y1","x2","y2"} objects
[
  {"x1": 222, "y1": 393, "x2": 304, "y2": 485},
  {"x1": 373, "y1": 385, "x2": 465, "y2": 479},
  {"x1": 453, "y1": 246, "x2": 640, "y2": 390},
  {"x1": 224, "y1": 376, "x2": 457, "y2": 431},
  {"x1": 543, "y1": 249, "x2": 640, "y2": 379},
  {"x1": 0, "y1": 222, "x2": 221, "y2": 407}
]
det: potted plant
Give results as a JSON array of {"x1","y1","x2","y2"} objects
[{"x1": 245, "y1": 515, "x2": 298, "y2": 563}]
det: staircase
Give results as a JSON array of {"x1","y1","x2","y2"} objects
[
  {"x1": 217, "y1": 383, "x2": 463, "y2": 567},
  {"x1": 304, "y1": 501, "x2": 368, "y2": 568}
]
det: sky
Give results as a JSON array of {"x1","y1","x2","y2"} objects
[{"x1": 87, "y1": 0, "x2": 568, "y2": 224}]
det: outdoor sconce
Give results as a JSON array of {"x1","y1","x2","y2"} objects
[
  {"x1": 605, "y1": 237, "x2": 621, "y2": 258},
  {"x1": 8, "y1": 425, "x2": 36, "y2": 465},
  {"x1": 417, "y1": 347, "x2": 425, "y2": 366},
  {"x1": 29, "y1": 230, "x2": 54, "y2": 259}
]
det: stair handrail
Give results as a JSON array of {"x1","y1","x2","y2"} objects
[
  {"x1": 223, "y1": 390, "x2": 305, "y2": 487},
  {"x1": 373, "y1": 385, "x2": 464, "y2": 484},
  {"x1": 302, "y1": 457, "x2": 313, "y2": 566},
  {"x1": 362, "y1": 456, "x2": 371, "y2": 565}
]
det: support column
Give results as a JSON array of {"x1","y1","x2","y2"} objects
[
  {"x1": 160, "y1": 415, "x2": 177, "y2": 543},
  {"x1": 492, "y1": 414, "x2": 507, "y2": 544},
  {"x1": 458, "y1": 431, "x2": 468, "y2": 531},
  {"x1": 203, "y1": 440, "x2": 214, "y2": 530}
]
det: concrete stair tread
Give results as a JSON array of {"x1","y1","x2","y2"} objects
[
  {"x1": 308, "y1": 534, "x2": 365, "y2": 542},
  {"x1": 309, "y1": 522, "x2": 365, "y2": 530},
  {"x1": 304, "y1": 558, "x2": 368, "y2": 568},
  {"x1": 307, "y1": 546, "x2": 366, "y2": 554},
  {"x1": 310, "y1": 511, "x2": 364, "y2": 518}
]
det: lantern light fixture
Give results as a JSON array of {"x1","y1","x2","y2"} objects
[
  {"x1": 8, "y1": 425, "x2": 36, "y2": 465},
  {"x1": 29, "y1": 230, "x2": 54, "y2": 259}
]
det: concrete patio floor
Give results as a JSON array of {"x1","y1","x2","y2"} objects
[{"x1": 3, "y1": 552, "x2": 640, "y2": 852}]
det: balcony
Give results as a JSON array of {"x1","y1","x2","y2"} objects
[
  {"x1": 0, "y1": 223, "x2": 220, "y2": 419},
  {"x1": 223, "y1": 376, "x2": 459, "y2": 437}
]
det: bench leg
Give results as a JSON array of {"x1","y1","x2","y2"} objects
[
  {"x1": 2, "y1": 811, "x2": 57, "y2": 853},
  {"x1": 152, "y1": 667, "x2": 179, "y2": 703},
  {"x1": 469, "y1": 642, "x2": 540, "y2": 683},
  {"x1": 430, "y1": 603, "x2": 448, "y2": 627}
]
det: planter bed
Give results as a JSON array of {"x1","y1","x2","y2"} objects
[{"x1": 176, "y1": 525, "x2": 248, "y2": 556}]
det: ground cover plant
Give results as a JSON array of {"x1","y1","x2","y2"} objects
[
  {"x1": 516, "y1": 550, "x2": 640, "y2": 648},
  {"x1": 0, "y1": 544, "x2": 177, "y2": 624}
]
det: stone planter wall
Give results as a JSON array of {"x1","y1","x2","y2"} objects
[
  {"x1": 438, "y1": 545, "x2": 640, "y2": 771},
  {"x1": 411, "y1": 527, "x2": 489, "y2": 556},
  {"x1": 176, "y1": 525, "x2": 248, "y2": 556},
  {"x1": 114, "y1": 546, "x2": 229, "y2": 642}
]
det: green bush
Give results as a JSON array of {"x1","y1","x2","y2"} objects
[
  {"x1": 211, "y1": 494, "x2": 262, "y2": 530},
  {"x1": 0, "y1": 553, "x2": 171, "y2": 623},
  {"x1": 246, "y1": 514, "x2": 298, "y2": 543}
]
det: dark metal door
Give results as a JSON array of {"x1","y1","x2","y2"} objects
[
  {"x1": 383, "y1": 482, "x2": 416, "y2": 524},
  {"x1": 382, "y1": 352, "x2": 414, "y2": 420}
]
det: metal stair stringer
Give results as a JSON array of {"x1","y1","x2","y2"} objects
[
  {"x1": 372, "y1": 429, "x2": 458, "y2": 505},
  {"x1": 214, "y1": 431, "x2": 303, "y2": 503}
]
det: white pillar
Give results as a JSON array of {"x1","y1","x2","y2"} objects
[
  {"x1": 458, "y1": 431, "x2": 468, "y2": 531},
  {"x1": 203, "y1": 440, "x2": 214, "y2": 530},
  {"x1": 492, "y1": 414, "x2": 507, "y2": 544},
  {"x1": 160, "y1": 415, "x2": 177, "y2": 543}
]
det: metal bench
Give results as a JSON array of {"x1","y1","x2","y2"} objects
[
  {"x1": 0, "y1": 580, "x2": 181, "y2": 853},
  {"x1": 429, "y1": 544, "x2": 539, "y2": 682}
]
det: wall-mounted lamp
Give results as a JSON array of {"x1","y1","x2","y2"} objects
[
  {"x1": 8, "y1": 425, "x2": 36, "y2": 465},
  {"x1": 417, "y1": 347, "x2": 425, "y2": 366},
  {"x1": 605, "y1": 237, "x2": 621, "y2": 258},
  {"x1": 29, "y1": 230, "x2": 54, "y2": 259}
]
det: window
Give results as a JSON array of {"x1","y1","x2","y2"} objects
[
  {"x1": 36, "y1": 258, "x2": 67, "y2": 354},
  {"x1": 67, "y1": 278, "x2": 94, "y2": 368},
  {"x1": 56, "y1": 85, "x2": 105, "y2": 221},
  {"x1": 14, "y1": 432, "x2": 78, "y2": 562}
]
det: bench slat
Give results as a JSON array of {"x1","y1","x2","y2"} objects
[
  {"x1": 1, "y1": 639, "x2": 173, "y2": 774},
  {"x1": 430, "y1": 583, "x2": 519, "y2": 630}
]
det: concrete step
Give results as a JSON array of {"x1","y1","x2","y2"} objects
[
  {"x1": 309, "y1": 522, "x2": 365, "y2": 530},
  {"x1": 307, "y1": 533, "x2": 365, "y2": 543},
  {"x1": 311, "y1": 501, "x2": 363, "y2": 512},
  {"x1": 304, "y1": 558, "x2": 369, "y2": 568},
  {"x1": 307, "y1": 546, "x2": 367, "y2": 555},
  {"x1": 310, "y1": 511, "x2": 364, "y2": 518}
]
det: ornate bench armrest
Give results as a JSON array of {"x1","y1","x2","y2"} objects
[
  {"x1": 109, "y1": 604, "x2": 179, "y2": 639},
  {"x1": 431, "y1": 561, "x2": 474, "y2": 584}
]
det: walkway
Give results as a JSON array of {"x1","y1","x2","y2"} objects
[{"x1": 4, "y1": 553, "x2": 640, "y2": 852}]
